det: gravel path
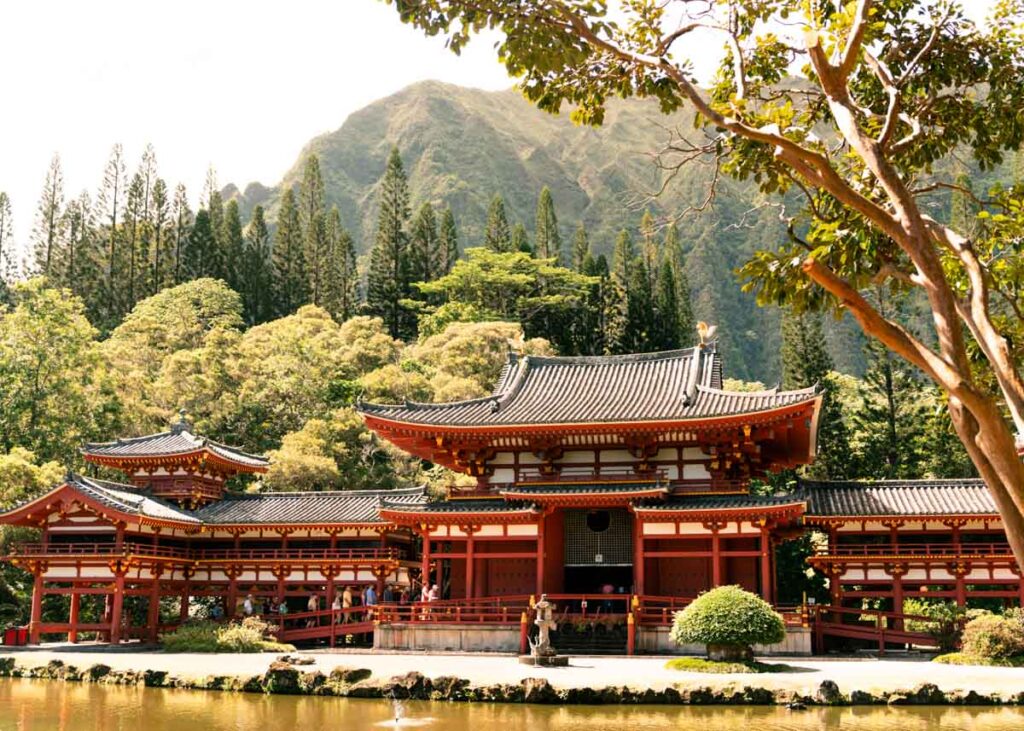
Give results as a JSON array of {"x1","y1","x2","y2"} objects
[{"x1": 2, "y1": 645, "x2": 1023, "y2": 697}]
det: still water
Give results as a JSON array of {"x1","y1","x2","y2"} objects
[{"x1": 1, "y1": 679, "x2": 1024, "y2": 731}]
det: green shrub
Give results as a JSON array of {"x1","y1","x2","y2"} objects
[
  {"x1": 934, "y1": 651, "x2": 1024, "y2": 667},
  {"x1": 902, "y1": 599, "x2": 969, "y2": 652},
  {"x1": 670, "y1": 585, "x2": 785, "y2": 660},
  {"x1": 960, "y1": 613, "x2": 1024, "y2": 660},
  {"x1": 160, "y1": 617, "x2": 294, "y2": 653}
]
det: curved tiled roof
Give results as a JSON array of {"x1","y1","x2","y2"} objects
[
  {"x1": 196, "y1": 486, "x2": 427, "y2": 524},
  {"x1": 359, "y1": 346, "x2": 819, "y2": 427},
  {"x1": 501, "y1": 482, "x2": 668, "y2": 496},
  {"x1": 83, "y1": 425, "x2": 268, "y2": 471},
  {"x1": 801, "y1": 478, "x2": 995, "y2": 517},
  {"x1": 379, "y1": 498, "x2": 538, "y2": 515},
  {"x1": 634, "y1": 493, "x2": 806, "y2": 512},
  {"x1": 66, "y1": 475, "x2": 200, "y2": 524}
]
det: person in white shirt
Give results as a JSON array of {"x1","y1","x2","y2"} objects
[{"x1": 243, "y1": 594, "x2": 255, "y2": 617}]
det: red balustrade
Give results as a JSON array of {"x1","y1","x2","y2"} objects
[
  {"x1": 12, "y1": 542, "x2": 189, "y2": 559},
  {"x1": 195, "y1": 547, "x2": 403, "y2": 562},
  {"x1": 818, "y1": 542, "x2": 1013, "y2": 558}
]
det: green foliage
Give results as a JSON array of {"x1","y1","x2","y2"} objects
[
  {"x1": 933, "y1": 651, "x2": 1024, "y2": 667},
  {"x1": 160, "y1": 617, "x2": 293, "y2": 653},
  {"x1": 670, "y1": 585, "x2": 786, "y2": 650},
  {"x1": 902, "y1": 599, "x2": 969, "y2": 652},
  {"x1": 533, "y1": 187, "x2": 561, "y2": 262},
  {"x1": 0, "y1": 279, "x2": 112, "y2": 463},
  {"x1": 960, "y1": 612, "x2": 1024, "y2": 661},
  {"x1": 0, "y1": 448, "x2": 63, "y2": 508},
  {"x1": 366, "y1": 147, "x2": 415, "y2": 339},
  {"x1": 271, "y1": 187, "x2": 309, "y2": 317},
  {"x1": 484, "y1": 194, "x2": 512, "y2": 253},
  {"x1": 265, "y1": 407, "x2": 423, "y2": 492},
  {"x1": 664, "y1": 657, "x2": 799, "y2": 674}
]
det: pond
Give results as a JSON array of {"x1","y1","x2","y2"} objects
[{"x1": 1, "y1": 679, "x2": 1024, "y2": 730}]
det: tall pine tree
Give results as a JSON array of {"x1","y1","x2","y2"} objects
[
  {"x1": 366, "y1": 147, "x2": 414, "y2": 338},
  {"x1": 31, "y1": 154, "x2": 65, "y2": 277},
  {"x1": 409, "y1": 202, "x2": 439, "y2": 284},
  {"x1": 484, "y1": 194, "x2": 512, "y2": 252},
  {"x1": 663, "y1": 223, "x2": 696, "y2": 346},
  {"x1": 122, "y1": 171, "x2": 146, "y2": 308},
  {"x1": 149, "y1": 178, "x2": 170, "y2": 294},
  {"x1": 271, "y1": 187, "x2": 309, "y2": 316},
  {"x1": 183, "y1": 209, "x2": 217, "y2": 280},
  {"x1": 0, "y1": 192, "x2": 16, "y2": 290},
  {"x1": 240, "y1": 205, "x2": 273, "y2": 325},
  {"x1": 571, "y1": 221, "x2": 590, "y2": 271},
  {"x1": 534, "y1": 186, "x2": 561, "y2": 262},
  {"x1": 511, "y1": 222, "x2": 531, "y2": 253},
  {"x1": 653, "y1": 258, "x2": 680, "y2": 350},
  {"x1": 58, "y1": 191, "x2": 98, "y2": 300},
  {"x1": 170, "y1": 184, "x2": 192, "y2": 285},
  {"x1": 325, "y1": 205, "x2": 359, "y2": 321},
  {"x1": 438, "y1": 206, "x2": 458, "y2": 274},
  {"x1": 95, "y1": 144, "x2": 127, "y2": 328},
  {"x1": 781, "y1": 311, "x2": 852, "y2": 479},
  {"x1": 299, "y1": 154, "x2": 329, "y2": 305},
  {"x1": 604, "y1": 229, "x2": 635, "y2": 354},
  {"x1": 222, "y1": 199, "x2": 245, "y2": 292}
]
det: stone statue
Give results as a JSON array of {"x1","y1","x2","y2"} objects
[{"x1": 533, "y1": 594, "x2": 557, "y2": 657}]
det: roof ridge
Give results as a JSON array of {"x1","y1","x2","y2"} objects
[
  {"x1": 799, "y1": 478, "x2": 986, "y2": 488},
  {"x1": 521, "y1": 347, "x2": 699, "y2": 367},
  {"x1": 222, "y1": 486, "x2": 428, "y2": 499},
  {"x1": 82, "y1": 430, "x2": 176, "y2": 449}
]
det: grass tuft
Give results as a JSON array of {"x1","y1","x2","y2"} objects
[{"x1": 664, "y1": 657, "x2": 800, "y2": 674}]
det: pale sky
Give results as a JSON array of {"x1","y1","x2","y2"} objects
[{"x1": 0, "y1": 0, "x2": 999, "y2": 267}]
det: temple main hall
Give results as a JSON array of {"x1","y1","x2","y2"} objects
[{"x1": 2, "y1": 344, "x2": 1020, "y2": 653}]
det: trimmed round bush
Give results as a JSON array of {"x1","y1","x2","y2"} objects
[
  {"x1": 960, "y1": 613, "x2": 1024, "y2": 660},
  {"x1": 670, "y1": 585, "x2": 786, "y2": 661}
]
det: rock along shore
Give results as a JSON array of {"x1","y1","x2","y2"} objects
[{"x1": 0, "y1": 656, "x2": 1021, "y2": 706}]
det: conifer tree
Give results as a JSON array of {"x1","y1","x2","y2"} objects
[
  {"x1": 781, "y1": 311, "x2": 852, "y2": 479},
  {"x1": 639, "y1": 209, "x2": 659, "y2": 292},
  {"x1": 511, "y1": 222, "x2": 531, "y2": 254},
  {"x1": 604, "y1": 229, "x2": 635, "y2": 354},
  {"x1": 206, "y1": 189, "x2": 226, "y2": 280},
  {"x1": 222, "y1": 199, "x2": 245, "y2": 292},
  {"x1": 366, "y1": 146, "x2": 414, "y2": 339},
  {"x1": 438, "y1": 206, "x2": 458, "y2": 274},
  {"x1": 0, "y1": 192, "x2": 16, "y2": 288},
  {"x1": 95, "y1": 144, "x2": 127, "y2": 326},
  {"x1": 663, "y1": 223, "x2": 695, "y2": 346},
  {"x1": 149, "y1": 178, "x2": 170, "y2": 293},
  {"x1": 184, "y1": 209, "x2": 216, "y2": 280},
  {"x1": 484, "y1": 194, "x2": 512, "y2": 252},
  {"x1": 122, "y1": 171, "x2": 146, "y2": 308},
  {"x1": 325, "y1": 205, "x2": 359, "y2": 321},
  {"x1": 534, "y1": 186, "x2": 561, "y2": 261},
  {"x1": 571, "y1": 221, "x2": 590, "y2": 272},
  {"x1": 627, "y1": 256, "x2": 654, "y2": 351},
  {"x1": 170, "y1": 184, "x2": 192, "y2": 285},
  {"x1": 241, "y1": 205, "x2": 273, "y2": 325},
  {"x1": 271, "y1": 187, "x2": 309, "y2": 316},
  {"x1": 653, "y1": 258, "x2": 680, "y2": 350},
  {"x1": 58, "y1": 191, "x2": 97, "y2": 298},
  {"x1": 299, "y1": 154, "x2": 329, "y2": 305},
  {"x1": 409, "y1": 202, "x2": 439, "y2": 284},
  {"x1": 31, "y1": 154, "x2": 65, "y2": 276}
]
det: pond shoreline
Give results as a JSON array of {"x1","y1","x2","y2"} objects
[{"x1": 1, "y1": 651, "x2": 1022, "y2": 706}]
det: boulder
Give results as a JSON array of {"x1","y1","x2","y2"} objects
[
  {"x1": 850, "y1": 690, "x2": 879, "y2": 705},
  {"x1": 815, "y1": 679, "x2": 846, "y2": 705},
  {"x1": 85, "y1": 664, "x2": 111, "y2": 682},
  {"x1": 0, "y1": 658, "x2": 15, "y2": 674},
  {"x1": 906, "y1": 683, "x2": 947, "y2": 705},
  {"x1": 143, "y1": 670, "x2": 169, "y2": 687},
  {"x1": 430, "y1": 676, "x2": 470, "y2": 701},
  {"x1": 262, "y1": 662, "x2": 301, "y2": 694},
  {"x1": 383, "y1": 671, "x2": 431, "y2": 700},
  {"x1": 329, "y1": 666, "x2": 372, "y2": 684},
  {"x1": 520, "y1": 677, "x2": 558, "y2": 704}
]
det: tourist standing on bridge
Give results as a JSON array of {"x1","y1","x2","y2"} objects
[
  {"x1": 243, "y1": 594, "x2": 254, "y2": 617},
  {"x1": 342, "y1": 585, "x2": 353, "y2": 624},
  {"x1": 364, "y1": 584, "x2": 377, "y2": 621},
  {"x1": 306, "y1": 594, "x2": 319, "y2": 628}
]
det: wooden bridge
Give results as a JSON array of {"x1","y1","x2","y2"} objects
[{"x1": 811, "y1": 605, "x2": 948, "y2": 654}]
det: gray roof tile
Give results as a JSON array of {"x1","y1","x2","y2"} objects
[
  {"x1": 83, "y1": 426, "x2": 268, "y2": 470},
  {"x1": 801, "y1": 479, "x2": 995, "y2": 517},
  {"x1": 635, "y1": 493, "x2": 806, "y2": 512},
  {"x1": 196, "y1": 486, "x2": 427, "y2": 524},
  {"x1": 359, "y1": 346, "x2": 818, "y2": 427},
  {"x1": 68, "y1": 475, "x2": 200, "y2": 523}
]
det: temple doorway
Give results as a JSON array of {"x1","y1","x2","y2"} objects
[{"x1": 563, "y1": 565, "x2": 633, "y2": 595}]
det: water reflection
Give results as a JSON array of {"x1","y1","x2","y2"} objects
[{"x1": 0, "y1": 679, "x2": 1022, "y2": 731}]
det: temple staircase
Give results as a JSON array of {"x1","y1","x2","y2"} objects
[{"x1": 812, "y1": 605, "x2": 946, "y2": 655}]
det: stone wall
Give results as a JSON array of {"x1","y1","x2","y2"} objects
[
  {"x1": 637, "y1": 626, "x2": 812, "y2": 656},
  {"x1": 374, "y1": 623, "x2": 521, "y2": 652}
]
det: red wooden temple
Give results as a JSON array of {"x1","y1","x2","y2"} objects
[{"x1": 2, "y1": 345, "x2": 1022, "y2": 653}]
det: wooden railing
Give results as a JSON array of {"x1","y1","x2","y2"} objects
[
  {"x1": 10, "y1": 543, "x2": 403, "y2": 563},
  {"x1": 515, "y1": 467, "x2": 667, "y2": 484},
  {"x1": 634, "y1": 595, "x2": 692, "y2": 625},
  {"x1": 376, "y1": 595, "x2": 532, "y2": 625},
  {"x1": 12, "y1": 542, "x2": 190, "y2": 559},
  {"x1": 817, "y1": 542, "x2": 1013, "y2": 558},
  {"x1": 195, "y1": 547, "x2": 403, "y2": 562},
  {"x1": 811, "y1": 604, "x2": 953, "y2": 654}
]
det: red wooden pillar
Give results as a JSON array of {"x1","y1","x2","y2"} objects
[
  {"x1": 892, "y1": 568, "x2": 905, "y2": 630},
  {"x1": 759, "y1": 525, "x2": 773, "y2": 604},
  {"x1": 68, "y1": 590, "x2": 80, "y2": 643},
  {"x1": 535, "y1": 514, "x2": 545, "y2": 596},
  {"x1": 435, "y1": 550, "x2": 444, "y2": 597},
  {"x1": 465, "y1": 533, "x2": 475, "y2": 600},
  {"x1": 180, "y1": 579, "x2": 191, "y2": 622},
  {"x1": 28, "y1": 571, "x2": 43, "y2": 644},
  {"x1": 110, "y1": 572, "x2": 126, "y2": 644},
  {"x1": 632, "y1": 514, "x2": 645, "y2": 595},
  {"x1": 421, "y1": 529, "x2": 431, "y2": 597},
  {"x1": 711, "y1": 527, "x2": 722, "y2": 587},
  {"x1": 147, "y1": 577, "x2": 161, "y2": 643},
  {"x1": 227, "y1": 571, "x2": 239, "y2": 619},
  {"x1": 829, "y1": 567, "x2": 842, "y2": 606},
  {"x1": 954, "y1": 565, "x2": 967, "y2": 607}
]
